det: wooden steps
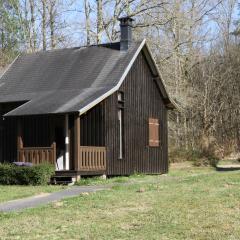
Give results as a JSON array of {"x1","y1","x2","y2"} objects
[
  {"x1": 51, "y1": 170, "x2": 107, "y2": 185},
  {"x1": 51, "y1": 176, "x2": 75, "y2": 185},
  {"x1": 51, "y1": 171, "x2": 80, "y2": 185}
]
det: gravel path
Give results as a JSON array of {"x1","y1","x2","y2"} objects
[{"x1": 0, "y1": 186, "x2": 106, "y2": 212}]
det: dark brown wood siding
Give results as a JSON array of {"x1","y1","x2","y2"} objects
[
  {"x1": 80, "y1": 103, "x2": 105, "y2": 146},
  {"x1": 22, "y1": 115, "x2": 51, "y2": 147},
  {"x1": 104, "y1": 52, "x2": 168, "y2": 175},
  {"x1": 0, "y1": 112, "x2": 53, "y2": 163},
  {"x1": 0, "y1": 102, "x2": 25, "y2": 163},
  {"x1": 0, "y1": 117, "x2": 17, "y2": 163}
]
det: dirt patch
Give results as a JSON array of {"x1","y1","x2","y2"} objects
[{"x1": 170, "y1": 162, "x2": 194, "y2": 169}]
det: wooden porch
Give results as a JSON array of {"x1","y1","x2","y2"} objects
[
  {"x1": 16, "y1": 113, "x2": 107, "y2": 174},
  {"x1": 18, "y1": 145, "x2": 106, "y2": 172}
]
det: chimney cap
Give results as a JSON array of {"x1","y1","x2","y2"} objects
[{"x1": 118, "y1": 16, "x2": 134, "y2": 26}]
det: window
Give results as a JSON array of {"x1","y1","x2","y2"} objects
[
  {"x1": 149, "y1": 118, "x2": 160, "y2": 147},
  {"x1": 118, "y1": 91, "x2": 124, "y2": 102},
  {"x1": 118, "y1": 92, "x2": 124, "y2": 159}
]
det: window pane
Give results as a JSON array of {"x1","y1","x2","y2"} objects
[{"x1": 118, "y1": 92, "x2": 124, "y2": 102}]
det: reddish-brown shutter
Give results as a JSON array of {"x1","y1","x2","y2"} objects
[{"x1": 149, "y1": 118, "x2": 160, "y2": 147}]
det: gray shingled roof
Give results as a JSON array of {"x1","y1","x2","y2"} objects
[{"x1": 0, "y1": 41, "x2": 143, "y2": 116}]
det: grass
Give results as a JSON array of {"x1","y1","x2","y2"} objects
[
  {"x1": 75, "y1": 173, "x2": 145, "y2": 186},
  {"x1": 0, "y1": 185, "x2": 65, "y2": 203},
  {"x1": 1, "y1": 163, "x2": 240, "y2": 239},
  {"x1": 218, "y1": 159, "x2": 240, "y2": 166}
]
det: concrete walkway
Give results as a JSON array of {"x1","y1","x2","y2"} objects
[{"x1": 0, "y1": 186, "x2": 106, "y2": 212}]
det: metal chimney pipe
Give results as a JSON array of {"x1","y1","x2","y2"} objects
[{"x1": 119, "y1": 16, "x2": 134, "y2": 51}]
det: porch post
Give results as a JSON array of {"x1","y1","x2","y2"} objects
[
  {"x1": 74, "y1": 114, "x2": 80, "y2": 171},
  {"x1": 65, "y1": 114, "x2": 70, "y2": 170},
  {"x1": 17, "y1": 118, "x2": 23, "y2": 161}
]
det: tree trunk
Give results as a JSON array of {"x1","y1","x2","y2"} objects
[
  {"x1": 96, "y1": 0, "x2": 103, "y2": 44},
  {"x1": 42, "y1": 0, "x2": 47, "y2": 50},
  {"x1": 84, "y1": 0, "x2": 91, "y2": 46},
  {"x1": 49, "y1": 1, "x2": 56, "y2": 49},
  {"x1": 29, "y1": 0, "x2": 36, "y2": 51}
]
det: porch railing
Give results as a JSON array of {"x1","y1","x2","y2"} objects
[
  {"x1": 79, "y1": 146, "x2": 106, "y2": 171},
  {"x1": 18, "y1": 144, "x2": 56, "y2": 165}
]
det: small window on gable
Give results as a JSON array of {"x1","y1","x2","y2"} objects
[
  {"x1": 118, "y1": 91, "x2": 124, "y2": 104},
  {"x1": 149, "y1": 118, "x2": 160, "y2": 147}
]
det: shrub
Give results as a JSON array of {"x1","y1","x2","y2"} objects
[
  {"x1": 169, "y1": 148, "x2": 202, "y2": 163},
  {"x1": 0, "y1": 164, "x2": 17, "y2": 185},
  {"x1": 169, "y1": 148, "x2": 219, "y2": 167},
  {"x1": 0, "y1": 163, "x2": 55, "y2": 185},
  {"x1": 193, "y1": 155, "x2": 219, "y2": 167}
]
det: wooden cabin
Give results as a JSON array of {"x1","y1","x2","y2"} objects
[{"x1": 0, "y1": 17, "x2": 173, "y2": 181}]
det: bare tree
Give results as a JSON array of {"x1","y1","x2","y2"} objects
[
  {"x1": 41, "y1": 0, "x2": 47, "y2": 50},
  {"x1": 96, "y1": 0, "x2": 103, "y2": 44},
  {"x1": 47, "y1": 0, "x2": 57, "y2": 49},
  {"x1": 84, "y1": 0, "x2": 91, "y2": 45},
  {"x1": 29, "y1": 0, "x2": 36, "y2": 51}
]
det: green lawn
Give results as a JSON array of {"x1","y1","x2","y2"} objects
[
  {"x1": 1, "y1": 164, "x2": 240, "y2": 240},
  {"x1": 0, "y1": 185, "x2": 65, "y2": 203},
  {"x1": 218, "y1": 159, "x2": 240, "y2": 166}
]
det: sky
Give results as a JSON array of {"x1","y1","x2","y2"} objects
[{"x1": 18, "y1": 0, "x2": 239, "y2": 50}]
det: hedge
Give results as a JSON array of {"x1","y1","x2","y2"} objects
[{"x1": 0, "y1": 163, "x2": 55, "y2": 185}]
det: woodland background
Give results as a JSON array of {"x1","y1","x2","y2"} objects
[{"x1": 0, "y1": 0, "x2": 240, "y2": 161}]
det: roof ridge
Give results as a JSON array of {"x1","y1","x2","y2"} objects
[
  {"x1": 21, "y1": 42, "x2": 121, "y2": 56},
  {"x1": 20, "y1": 40, "x2": 144, "y2": 56}
]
